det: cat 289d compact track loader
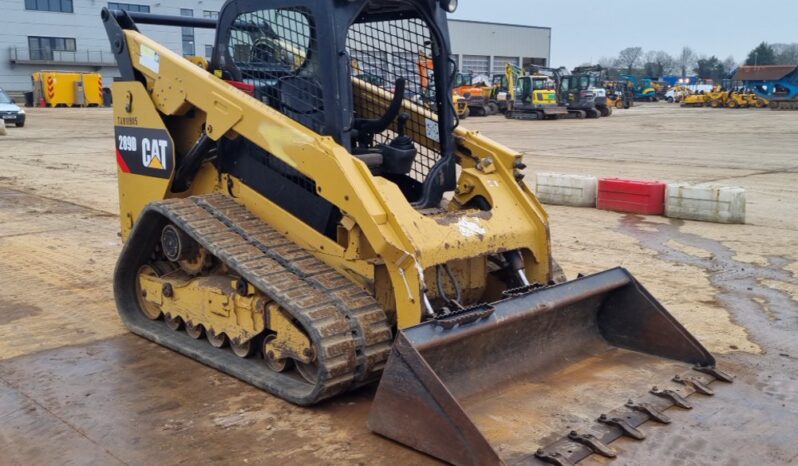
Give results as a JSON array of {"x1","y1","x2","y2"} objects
[{"x1": 102, "y1": 1, "x2": 731, "y2": 464}]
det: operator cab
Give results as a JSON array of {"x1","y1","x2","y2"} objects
[{"x1": 212, "y1": 0, "x2": 458, "y2": 209}]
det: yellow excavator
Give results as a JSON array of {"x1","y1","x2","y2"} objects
[
  {"x1": 504, "y1": 63, "x2": 568, "y2": 120},
  {"x1": 102, "y1": 2, "x2": 731, "y2": 464}
]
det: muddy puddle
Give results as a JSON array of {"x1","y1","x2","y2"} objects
[{"x1": 617, "y1": 215, "x2": 798, "y2": 353}]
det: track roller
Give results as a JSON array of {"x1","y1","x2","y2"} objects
[
  {"x1": 207, "y1": 329, "x2": 227, "y2": 348},
  {"x1": 185, "y1": 322, "x2": 205, "y2": 339},
  {"x1": 165, "y1": 314, "x2": 182, "y2": 331}
]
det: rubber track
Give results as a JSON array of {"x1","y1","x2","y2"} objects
[
  {"x1": 196, "y1": 194, "x2": 392, "y2": 384},
  {"x1": 147, "y1": 194, "x2": 392, "y2": 403},
  {"x1": 506, "y1": 111, "x2": 543, "y2": 120}
]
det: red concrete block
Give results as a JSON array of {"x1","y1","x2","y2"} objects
[{"x1": 597, "y1": 178, "x2": 666, "y2": 215}]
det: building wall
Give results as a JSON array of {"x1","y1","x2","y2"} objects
[
  {"x1": 0, "y1": 0, "x2": 220, "y2": 91},
  {"x1": 0, "y1": 4, "x2": 551, "y2": 92}
]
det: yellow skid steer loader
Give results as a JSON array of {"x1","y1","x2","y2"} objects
[{"x1": 101, "y1": 1, "x2": 730, "y2": 464}]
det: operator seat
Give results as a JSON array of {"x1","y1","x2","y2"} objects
[{"x1": 278, "y1": 76, "x2": 326, "y2": 135}]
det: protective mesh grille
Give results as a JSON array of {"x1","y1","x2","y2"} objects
[
  {"x1": 227, "y1": 8, "x2": 326, "y2": 135},
  {"x1": 347, "y1": 18, "x2": 442, "y2": 182}
]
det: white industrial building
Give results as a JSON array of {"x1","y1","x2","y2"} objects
[
  {"x1": 0, "y1": 0, "x2": 551, "y2": 93},
  {"x1": 449, "y1": 20, "x2": 550, "y2": 77}
]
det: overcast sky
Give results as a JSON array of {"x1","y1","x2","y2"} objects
[{"x1": 450, "y1": 0, "x2": 797, "y2": 69}]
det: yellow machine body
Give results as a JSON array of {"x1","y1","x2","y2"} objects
[
  {"x1": 725, "y1": 92, "x2": 749, "y2": 108},
  {"x1": 680, "y1": 92, "x2": 708, "y2": 107},
  {"x1": 111, "y1": 33, "x2": 551, "y2": 328}
]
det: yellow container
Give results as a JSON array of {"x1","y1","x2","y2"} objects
[
  {"x1": 81, "y1": 73, "x2": 105, "y2": 107},
  {"x1": 32, "y1": 71, "x2": 104, "y2": 107}
]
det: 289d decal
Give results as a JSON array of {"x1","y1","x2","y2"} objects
[{"x1": 114, "y1": 126, "x2": 174, "y2": 179}]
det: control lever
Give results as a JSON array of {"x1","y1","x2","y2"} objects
[
  {"x1": 353, "y1": 78, "x2": 406, "y2": 134},
  {"x1": 393, "y1": 113, "x2": 411, "y2": 143},
  {"x1": 382, "y1": 112, "x2": 417, "y2": 175}
]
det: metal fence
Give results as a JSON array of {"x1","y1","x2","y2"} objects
[{"x1": 9, "y1": 47, "x2": 118, "y2": 66}]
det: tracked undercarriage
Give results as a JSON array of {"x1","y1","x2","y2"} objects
[{"x1": 116, "y1": 194, "x2": 392, "y2": 404}]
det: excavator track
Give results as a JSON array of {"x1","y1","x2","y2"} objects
[{"x1": 114, "y1": 193, "x2": 392, "y2": 405}]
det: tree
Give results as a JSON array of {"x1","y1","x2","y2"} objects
[
  {"x1": 643, "y1": 50, "x2": 675, "y2": 77},
  {"x1": 694, "y1": 56, "x2": 726, "y2": 82},
  {"x1": 676, "y1": 47, "x2": 696, "y2": 77},
  {"x1": 616, "y1": 47, "x2": 644, "y2": 74},
  {"x1": 722, "y1": 56, "x2": 737, "y2": 75},
  {"x1": 773, "y1": 43, "x2": 798, "y2": 65},
  {"x1": 597, "y1": 56, "x2": 618, "y2": 69},
  {"x1": 745, "y1": 42, "x2": 776, "y2": 66}
]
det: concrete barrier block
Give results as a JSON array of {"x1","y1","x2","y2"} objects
[
  {"x1": 665, "y1": 183, "x2": 746, "y2": 224},
  {"x1": 535, "y1": 173, "x2": 597, "y2": 207}
]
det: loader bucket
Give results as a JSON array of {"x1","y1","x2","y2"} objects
[{"x1": 369, "y1": 267, "x2": 720, "y2": 465}]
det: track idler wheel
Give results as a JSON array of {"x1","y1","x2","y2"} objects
[
  {"x1": 161, "y1": 224, "x2": 209, "y2": 274},
  {"x1": 136, "y1": 265, "x2": 164, "y2": 320},
  {"x1": 262, "y1": 335, "x2": 293, "y2": 372},
  {"x1": 161, "y1": 224, "x2": 196, "y2": 261},
  {"x1": 296, "y1": 360, "x2": 320, "y2": 385}
]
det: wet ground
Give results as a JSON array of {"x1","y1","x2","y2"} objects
[{"x1": 1, "y1": 104, "x2": 797, "y2": 465}]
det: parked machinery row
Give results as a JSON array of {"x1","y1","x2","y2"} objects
[
  {"x1": 454, "y1": 64, "x2": 617, "y2": 120},
  {"x1": 680, "y1": 86, "x2": 769, "y2": 108}
]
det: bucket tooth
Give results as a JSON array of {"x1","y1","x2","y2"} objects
[
  {"x1": 625, "y1": 400, "x2": 672, "y2": 424},
  {"x1": 650, "y1": 386, "x2": 693, "y2": 409},
  {"x1": 597, "y1": 414, "x2": 646, "y2": 440},
  {"x1": 693, "y1": 365, "x2": 734, "y2": 383},
  {"x1": 368, "y1": 268, "x2": 718, "y2": 465},
  {"x1": 534, "y1": 449, "x2": 575, "y2": 466},
  {"x1": 673, "y1": 375, "x2": 714, "y2": 396},
  {"x1": 567, "y1": 431, "x2": 617, "y2": 458}
]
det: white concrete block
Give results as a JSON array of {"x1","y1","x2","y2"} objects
[
  {"x1": 0, "y1": 125, "x2": 6, "y2": 136},
  {"x1": 535, "y1": 173, "x2": 598, "y2": 207},
  {"x1": 665, "y1": 183, "x2": 746, "y2": 224}
]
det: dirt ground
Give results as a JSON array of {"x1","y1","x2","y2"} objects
[{"x1": 1, "y1": 104, "x2": 796, "y2": 465}]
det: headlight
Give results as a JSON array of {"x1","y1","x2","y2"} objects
[
  {"x1": 441, "y1": 0, "x2": 458, "y2": 13},
  {"x1": 18, "y1": 109, "x2": 25, "y2": 114}
]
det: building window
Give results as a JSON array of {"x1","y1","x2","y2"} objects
[
  {"x1": 28, "y1": 36, "x2": 76, "y2": 60},
  {"x1": 205, "y1": 45, "x2": 213, "y2": 58},
  {"x1": 25, "y1": 0, "x2": 73, "y2": 13},
  {"x1": 202, "y1": 10, "x2": 218, "y2": 19},
  {"x1": 108, "y1": 2, "x2": 150, "y2": 13},
  {"x1": 523, "y1": 57, "x2": 547, "y2": 68},
  {"x1": 181, "y1": 8, "x2": 195, "y2": 56},
  {"x1": 461, "y1": 55, "x2": 489, "y2": 75},
  {"x1": 492, "y1": 56, "x2": 519, "y2": 75}
]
